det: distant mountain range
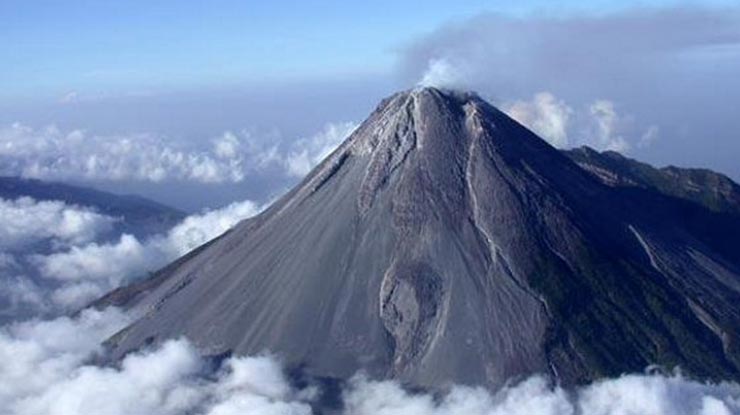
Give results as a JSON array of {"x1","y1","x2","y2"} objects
[
  {"x1": 95, "y1": 87, "x2": 740, "y2": 392},
  {"x1": 0, "y1": 176, "x2": 186, "y2": 238}
]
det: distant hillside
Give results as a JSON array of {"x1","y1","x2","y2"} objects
[
  {"x1": 563, "y1": 147, "x2": 740, "y2": 214},
  {"x1": 0, "y1": 176, "x2": 186, "y2": 237}
]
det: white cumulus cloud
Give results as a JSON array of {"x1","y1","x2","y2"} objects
[
  {"x1": 282, "y1": 122, "x2": 357, "y2": 177},
  {"x1": 344, "y1": 373, "x2": 740, "y2": 415},
  {"x1": 505, "y1": 92, "x2": 574, "y2": 148},
  {"x1": 587, "y1": 100, "x2": 631, "y2": 153},
  {"x1": 503, "y1": 92, "x2": 658, "y2": 152},
  {"x1": 0, "y1": 122, "x2": 357, "y2": 185},
  {"x1": 0, "y1": 197, "x2": 121, "y2": 318},
  {"x1": 0, "y1": 124, "x2": 246, "y2": 184},
  {"x1": 15, "y1": 339, "x2": 206, "y2": 415},
  {"x1": 0, "y1": 307, "x2": 130, "y2": 406},
  {"x1": 0, "y1": 197, "x2": 116, "y2": 250},
  {"x1": 31, "y1": 199, "x2": 263, "y2": 308},
  {"x1": 2, "y1": 306, "x2": 740, "y2": 415},
  {"x1": 0, "y1": 308, "x2": 313, "y2": 415},
  {"x1": 0, "y1": 193, "x2": 263, "y2": 316}
]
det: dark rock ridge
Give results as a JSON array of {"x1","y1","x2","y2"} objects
[
  {"x1": 99, "y1": 87, "x2": 740, "y2": 389},
  {"x1": 562, "y1": 147, "x2": 740, "y2": 214}
]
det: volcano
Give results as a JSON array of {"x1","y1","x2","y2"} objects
[{"x1": 97, "y1": 87, "x2": 740, "y2": 389}]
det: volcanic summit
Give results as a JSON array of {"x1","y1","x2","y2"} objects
[{"x1": 98, "y1": 87, "x2": 740, "y2": 389}]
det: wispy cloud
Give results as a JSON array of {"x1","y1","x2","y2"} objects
[
  {"x1": 399, "y1": 7, "x2": 740, "y2": 169},
  {"x1": 417, "y1": 58, "x2": 466, "y2": 89},
  {"x1": 503, "y1": 92, "x2": 654, "y2": 151},
  {"x1": 400, "y1": 8, "x2": 740, "y2": 95},
  {"x1": 587, "y1": 100, "x2": 631, "y2": 152},
  {"x1": 504, "y1": 92, "x2": 573, "y2": 148},
  {"x1": 280, "y1": 121, "x2": 357, "y2": 177}
]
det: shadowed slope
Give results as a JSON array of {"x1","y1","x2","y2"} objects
[{"x1": 563, "y1": 146, "x2": 740, "y2": 214}]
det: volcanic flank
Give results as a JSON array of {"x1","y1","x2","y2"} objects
[{"x1": 97, "y1": 87, "x2": 740, "y2": 389}]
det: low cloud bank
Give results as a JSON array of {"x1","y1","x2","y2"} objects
[
  {"x1": 0, "y1": 308, "x2": 313, "y2": 415},
  {"x1": 0, "y1": 197, "x2": 119, "y2": 319},
  {"x1": 0, "y1": 122, "x2": 356, "y2": 185},
  {"x1": 1, "y1": 193, "x2": 738, "y2": 413},
  {"x1": 346, "y1": 374, "x2": 740, "y2": 415},
  {"x1": 0, "y1": 197, "x2": 116, "y2": 250},
  {"x1": 34, "y1": 198, "x2": 262, "y2": 309},
  {"x1": 1, "y1": 307, "x2": 739, "y2": 415},
  {"x1": 0, "y1": 196, "x2": 263, "y2": 318},
  {"x1": 0, "y1": 123, "x2": 245, "y2": 184},
  {"x1": 0, "y1": 307, "x2": 130, "y2": 407}
]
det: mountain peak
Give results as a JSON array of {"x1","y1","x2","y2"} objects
[
  {"x1": 409, "y1": 85, "x2": 480, "y2": 100},
  {"x1": 367, "y1": 86, "x2": 484, "y2": 124},
  {"x1": 345, "y1": 86, "x2": 502, "y2": 162},
  {"x1": 333, "y1": 87, "x2": 590, "y2": 215}
]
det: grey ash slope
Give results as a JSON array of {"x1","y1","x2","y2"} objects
[{"x1": 102, "y1": 87, "x2": 740, "y2": 389}]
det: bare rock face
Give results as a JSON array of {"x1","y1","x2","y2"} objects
[{"x1": 98, "y1": 87, "x2": 740, "y2": 389}]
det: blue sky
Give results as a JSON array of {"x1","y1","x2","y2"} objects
[
  {"x1": 1, "y1": 0, "x2": 739, "y2": 210},
  {"x1": 2, "y1": 0, "x2": 735, "y2": 99}
]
